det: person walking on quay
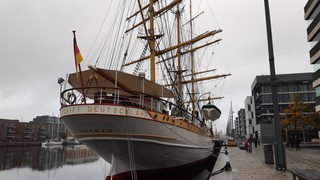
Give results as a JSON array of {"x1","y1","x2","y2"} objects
[
  {"x1": 253, "y1": 137, "x2": 258, "y2": 149},
  {"x1": 247, "y1": 138, "x2": 252, "y2": 153},
  {"x1": 294, "y1": 136, "x2": 301, "y2": 151}
]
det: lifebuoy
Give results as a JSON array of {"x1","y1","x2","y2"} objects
[{"x1": 67, "y1": 93, "x2": 77, "y2": 104}]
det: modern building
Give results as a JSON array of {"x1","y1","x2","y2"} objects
[
  {"x1": 251, "y1": 73, "x2": 316, "y2": 125},
  {"x1": 238, "y1": 109, "x2": 246, "y2": 138},
  {"x1": 244, "y1": 96, "x2": 258, "y2": 139},
  {"x1": 33, "y1": 115, "x2": 67, "y2": 140},
  {"x1": 0, "y1": 119, "x2": 20, "y2": 141},
  {"x1": 233, "y1": 109, "x2": 246, "y2": 140},
  {"x1": 304, "y1": 0, "x2": 320, "y2": 112},
  {"x1": 0, "y1": 115, "x2": 67, "y2": 144},
  {"x1": 233, "y1": 117, "x2": 239, "y2": 139}
]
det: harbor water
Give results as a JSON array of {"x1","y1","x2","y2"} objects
[{"x1": 0, "y1": 145, "x2": 110, "y2": 180}]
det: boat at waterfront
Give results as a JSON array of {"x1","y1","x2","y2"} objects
[
  {"x1": 42, "y1": 116, "x2": 64, "y2": 147},
  {"x1": 60, "y1": 1, "x2": 230, "y2": 179},
  {"x1": 42, "y1": 139, "x2": 63, "y2": 148}
]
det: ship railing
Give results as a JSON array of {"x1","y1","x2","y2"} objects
[
  {"x1": 60, "y1": 87, "x2": 211, "y2": 134},
  {"x1": 60, "y1": 86, "x2": 167, "y2": 113}
]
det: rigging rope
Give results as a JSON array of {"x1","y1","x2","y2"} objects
[
  {"x1": 125, "y1": 117, "x2": 138, "y2": 180},
  {"x1": 133, "y1": 43, "x2": 148, "y2": 75},
  {"x1": 107, "y1": 1, "x2": 128, "y2": 69},
  {"x1": 93, "y1": 2, "x2": 124, "y2": 68},
  {"x1": 85, "y1": 1, "x2": 113, "y2": 67}
]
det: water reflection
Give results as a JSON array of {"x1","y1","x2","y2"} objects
[
  {"x1": 0, "y1": 145, "x2": 99, "y2": 171},
  {"x1": 0, "y1": 144, "x2": 223, "y2": 180}
]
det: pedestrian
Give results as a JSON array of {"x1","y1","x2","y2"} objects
[
  {"x1": 247, "y1": 138, "x2": 252, "y2": 153},
  {"x1": 244, "y1": 138, "x2": 248, "y2": 150},
  {"x1": 253, "y1": 138, "x2": 258, "y2": 148},
  {"x1": 294, "y1": 136, "x2": 301, "y2": 151}
]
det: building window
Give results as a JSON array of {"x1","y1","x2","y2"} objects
[
  {"x1": 261, "y1": 94, "x2": 272, "y2": 103},
  {"x1": 289, "y1": 84, "x2": 298, "y2": 92},
  {"x1": 278, "y1": 94, "x2": 289, "y2": 103},
  {"x1": 278, "y1": 85, "x2": 288, "y2": 92},
  {"x1": 309, "y1": 92, "x2": 316, "y2": 101},
  {"x1": 261, "y1": 85, "x2": 271, "y2": 93},
  {"x1": 289, "y1": 94, "x2": 296, "y2": 102},
  {"x1": 298, "y1": 84, "x2": 308, "y2": 91}
]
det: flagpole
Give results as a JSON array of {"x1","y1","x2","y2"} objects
[
  {"x1": 72, "y1": 30, "x2": 86, "y2": 104},
  {"x1": 78, "y1": 63, "x2": 86, "y2": 104}
]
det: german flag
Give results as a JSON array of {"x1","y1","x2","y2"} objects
[{"x1": 73, "y1": 31, "x2": 83, "y2": 79}]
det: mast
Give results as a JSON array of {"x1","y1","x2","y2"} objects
[
  {"x1": 176, "y1": 4, "x2": 183, "y2": 99},
  {"x1": 135, "y1": 0, "x2": 156, "y2": 82},
  {"x1": 190, "y1": 0, "x2": 196, "y2": 118},
  {"x1": 123, "y1": 1, "x2": 225, "y2": 92},
  {"x1": 149, "y1": 0, "x2": 156, "y2": 82}
]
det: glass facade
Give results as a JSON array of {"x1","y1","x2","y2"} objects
[
  {"x1": 252, "y1": 73, "x2": 316, "y2": 124},
  {"x1": 305, "y1": 0, "x2": 320, "y2": 112}
]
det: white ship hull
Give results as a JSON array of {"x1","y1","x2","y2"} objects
[{"x1": 60, "y1": 104, "x2": 216, "y2": 179}]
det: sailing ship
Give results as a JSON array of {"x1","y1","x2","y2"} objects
[{"x1": 59, "y1": 1, "x2": 230, "y2": 179}]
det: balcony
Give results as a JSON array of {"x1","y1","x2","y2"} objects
[
  {"x1": 6, "y1": 129, "x2": 15, "y2": 133},
  {"x1": 307, "y1": 11, "x2": 320, "y2": 42},
  {"x1": 6, "y1": 124, "x2": 15, "y2": 128},
  {"x1": 310, "y1": 40, "x2": 320, "y2": 64},
  {"x1": 24, "y1": 130, "x2": 32, "y2": 137},
  {"x1": 6, "y1": 133, "x2": 15, "y2": 138},
  {"x1": 24, "y1": 135, "x2": 32, "y2": 139},
  {"x1": 304, "y1": 0, "x2": 320, "y2": 20}
]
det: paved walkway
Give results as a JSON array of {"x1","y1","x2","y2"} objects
[{"x1": 210, "y1": 144, "x2": 320, "y2": 180}]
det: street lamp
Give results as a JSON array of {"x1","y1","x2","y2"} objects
[
  {"x1": 58, "y1": 78, "x2": 65, "y2": 104},
  {"x1": 263, "y1": 0, "x2": 286, "y2": 170}
]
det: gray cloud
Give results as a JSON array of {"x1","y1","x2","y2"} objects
[{"x1": 0, "y1": 0, "x2": 313, "y2": 131}]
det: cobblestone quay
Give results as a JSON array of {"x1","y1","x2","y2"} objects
[{"x1": 211, "y1": 144, "x2": 320, "y2": 180}]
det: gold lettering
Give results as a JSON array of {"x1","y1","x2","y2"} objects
[
  {"x1": 77, "y1": 107, "x2": 81, "y2": 112},
  {"x1": 119, "y1": 108, "x2": 124, "y2": 114},
  {"x1": 100, "y1": 107, "x2": 105, "y2": 112},
  {"x1": 113, "y1": 107, "x2": 117, "y2": 113},
  {"x1": 64, "y1": 108, "x2": 68, "y2": 114},
  {"x1": 88, "y1": 106, "x2": 92, "y2": 112},
  {"x1": 94, "y1": 106, "x2": 98, "y2": 112}
]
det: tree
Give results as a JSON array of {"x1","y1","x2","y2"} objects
[
  {"x1": 308, "y1": 112, "x2": 320, "y2": 130},
  {"x1": 281, "y1": 95, "x2": 314, "y2": 130}
]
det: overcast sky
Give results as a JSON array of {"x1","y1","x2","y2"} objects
[{"x1": 0, "y1": 0, "x2": 312, "y2": 131}]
